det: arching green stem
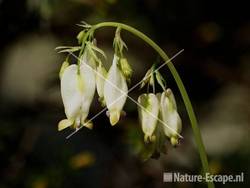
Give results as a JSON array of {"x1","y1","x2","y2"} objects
[{"x1": 89, "y1": 22, "x2": 214, "y2": 188}]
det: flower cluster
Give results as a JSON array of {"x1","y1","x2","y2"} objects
[
  {"x1": 57, "y1": 26, "x2": 130, "y2": 131},
  {"x1": 138, "y1": 89, "x2": 182, "y2": 146},
  {"x1": 56, "y1": 22, "x2": 182, "y2": 159},
  {"x1": 138, "y1": 67, "x2": 182, "y2": 148}
]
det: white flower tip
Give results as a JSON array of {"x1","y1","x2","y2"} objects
[
  {"x1": 58, "y1": 119, "x2": 73, "y2": 131},
  {"x1": 144, "y1": 134, "x2": 150, "y2": 143},
  {"x1": 106, "y1": 111, "x2": 110, "y2": 117},
  {"x1": 84, "y1": 120, "x2": 93, "y2": 130},
  {"x1": 144, "y1": 134, "x2": 156, "y2": 143},
  {"x1": 166, "y1": 88, "x2": 171, "y2": 93},
  {"x1": 109, "y1": 110, "x2": 120, "y2": 126},
  {"x1": 170, "y1": 136, "x2": 179, "y2": 147},
  {"x1": 163, "y1": 88, "x2": 177, "y2": 110}
]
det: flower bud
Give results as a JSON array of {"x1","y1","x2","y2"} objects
[
  {"x1": 77, "y1": 31, "x2": 85, "y2": 44},
  {"x1": 138, "y1": 93, "x2": 159, "y2": 142},
  {"x1": 120, "y1": 58, "x2": 132, "y2": 80},
  {"x1": 104, "y1": 55, "x2": 128, "y2": 126},
  {"x1": 80, "y1": 47, "x2": 96, "y2": 69},
  {"x1": 140, "y1": 68, "x2": 152, "y2": 89},
  {"x1": 59, "y1": 60, "x2": 69, "y2": 79}
]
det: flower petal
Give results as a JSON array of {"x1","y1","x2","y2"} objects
[
  {"x1": 80, "y1": 119, "x2": 93, "y2": 130},
  {"x1": 160, "y1": 90, "x2": 182, "y2": 146},
  {"x1": 80, "y1": 49, "x2": 96, "y2": 69},
  {"x1": 61, "y1": 65, "x2": 82, "y2": 120},
  {"x1": 79, "y1": 60, "x2": 96, "y2": 123},
  {"x1": 104, "y1": 55, "x2": 128, "y2": 125},
  {"x1": 138, "y1": 93, "x2": 159, "y2": 142},
  {"x1": 96, "y1": 64, "x2": 107, "y2": 105},
  {"x1": 58, "y1": 119, "x2": 73, "y2": 131}
]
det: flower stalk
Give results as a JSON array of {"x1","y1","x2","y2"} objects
[
  {"x1": 87, "y1": 22, "x2": 214, "y2": 188},
  {"x1": 57, "y1": 21, "x2": 214, "y2": 188}
]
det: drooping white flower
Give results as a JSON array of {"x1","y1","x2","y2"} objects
[
  {"x1": 58, "y1": 50, "x2": 96, "y2": 131},
  {"x1": 104, "y1": 55, "x2": 128, "y2": 126},
  {"x1": 96, "y1": 64, "x2": 107, "y2": 106},
  {"x1": 138, "y1": 93, "x2": 159, "y2": 142},
  {"x1": 159, "y1": 89, "x2": 182, "y2": 146}
]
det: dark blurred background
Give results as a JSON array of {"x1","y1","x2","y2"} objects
[{"x1": 0, "y1": 0, "x2": 249, "y2": 188}]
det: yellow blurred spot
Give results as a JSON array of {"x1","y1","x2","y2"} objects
[
  {"x1": 32, "y1": 178, "x2": 48, "y2": 188},
  {"x1": 70, "y1": 152, "x2": 95, "y2": 169},
  {"x1": 209, "y1": 160, "x2": 222, "y2": 175},
  {"x1": 197, "y1": 22, "x2": 221, "y2": 43}
]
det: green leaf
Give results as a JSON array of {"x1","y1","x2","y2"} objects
[
  {"x1": 86, "y1": 42, "x2": 107, "y2": 59},
  {"x1": 155, "y1": 70, "x2": 166, "y2": 90},
  {"x1": 76, "y1": 21, "x2": 91, "y2": 29},
  {"x1": 55, "y1": 46, "x2": 76, "y2": 50},
  {"x1": 77, "y1": 31, "x2": 85, "y2": 45},
  {"x1": 113, "y1": 27, "x2": 128, "y2": 56},
  {"x1": 55, "y1": 46, "x2": 81, "y2": 53},
  {"x1": 140, "y1": 68, "x2": 152, "y2": 89}
]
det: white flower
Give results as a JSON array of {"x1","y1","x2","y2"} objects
[
  {"x1": 96, "y1": 64, "x2": 107, "y2": 106},
  {"x1": 138, "y1": 93, "x2": 159, "y2": 142},
  {"x1": 58, "y1": 51, "x2": 96, "y2": 131},
  {"x1": 158, "y1": 89, "x2": 182, "y2": 146},
  {"x1": 104, "y1": 55, "x2": 128, "y2": 126}
]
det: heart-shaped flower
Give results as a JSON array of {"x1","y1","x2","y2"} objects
[
  {"x1": 159, "y1": 89, "x2": 182, "y2": 146},
  {"x1": 104, "y1": 55, "x2": 128, "y2": 126},
  {"x1": 58, "y1": 50, "x2": 96, "y2": 131},
  {"x1": 138, "y1": 93, "x2": 160, "y2": 142}
]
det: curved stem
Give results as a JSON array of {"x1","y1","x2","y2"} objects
[{"x1": 91, "y1": 22, "x2": 214, "y2": 188}]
